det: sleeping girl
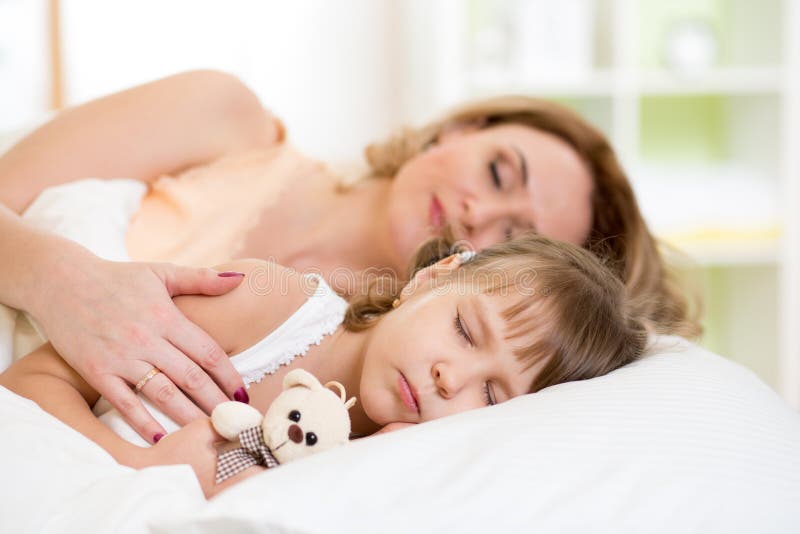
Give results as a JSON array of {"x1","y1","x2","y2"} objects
[{"x1": 0, "y1": 232, "x2": 648, "y2": 497}]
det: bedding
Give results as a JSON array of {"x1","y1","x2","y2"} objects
[
  {"x1": 0, "y1": 386, "x2": 203, "y2": 533},
  {"x1": 2, "y1": 336, "x2": 799, "y2": 533}
]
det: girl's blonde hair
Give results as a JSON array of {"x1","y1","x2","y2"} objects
[
  {"x1": 361, "y1": 96, "x2": 700, "y2": 339},
  {"x1": 343, "y1": 231, "x2": 649, "y2": 393}
]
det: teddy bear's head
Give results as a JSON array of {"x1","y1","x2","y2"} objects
[{"x1": 262, "y1": 369, "x2": 356, "y2": 463}]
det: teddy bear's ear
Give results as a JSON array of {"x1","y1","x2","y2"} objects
[
  {"x1": 324, "y1": 381, "x2": 357, "y2": 411},
  {"x1": 324, "y1": 380, "x2": 346, "y2": 401},
  {"x1": 282, "y1": 369, "x2": 323, "y2": 391}
]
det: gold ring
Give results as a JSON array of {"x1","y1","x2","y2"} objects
[{"x1": 134, "y1": 367, "x2": 161, "y2": 392}]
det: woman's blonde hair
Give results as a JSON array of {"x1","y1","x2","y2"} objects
[
  {"x1": 361, "y1": 96, "x2": 700, "y2": 338},
  {"x1": 343, "y1": 231, "x2": 649, "y2": 393}
]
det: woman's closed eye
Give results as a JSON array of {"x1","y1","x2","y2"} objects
[
  {"x1": 489, "y1": 154, "x2": 515, "y2": 192},
  {"x1": 488, "y1": 158, "x2": 515, "y2": 240},
  {"x1": 489, "y1": 159, "x2": 502, "y2": 190}
]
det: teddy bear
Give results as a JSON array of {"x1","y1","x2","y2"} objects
[{"x1": 211, "y1": 369, "x2": 356, "y2": 484}]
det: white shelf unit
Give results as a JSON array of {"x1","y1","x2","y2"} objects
[{"x1": 402, "y1": 0, "x2": 800, "y2": 408}]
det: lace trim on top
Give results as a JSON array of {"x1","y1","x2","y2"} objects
[{"x1": 229, "y1": 273, "x2": 349, "y2": 386}]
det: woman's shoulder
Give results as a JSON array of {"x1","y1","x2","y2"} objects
[{"x1": 172, "y1": 259, "x2": 320, "y2": 356}]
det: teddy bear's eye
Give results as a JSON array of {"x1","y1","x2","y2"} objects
[
  {"x1": 288, "y1": 410, "x2": 301, "y2": 422},
  {"x1": 306, "y1": 432, "x2": 318, "y2": 446}
]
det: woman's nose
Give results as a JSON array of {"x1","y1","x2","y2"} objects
[{"x1": 461, "y1": 197, "x2": 507, "y2": 240}]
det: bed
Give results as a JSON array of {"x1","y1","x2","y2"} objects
[{"x1": 2, "y1": 335, "x2": 799, "y2": 533}]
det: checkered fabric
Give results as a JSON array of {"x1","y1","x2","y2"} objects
[{"x1": 215, "y1": 426, "x2": 280, "y2": 484}]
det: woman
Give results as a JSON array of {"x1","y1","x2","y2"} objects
[{"x1": 0, "y1": 70, "x2": 697, "y2": 443}]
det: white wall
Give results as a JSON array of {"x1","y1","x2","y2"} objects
[
  {"x1": 0, "y1": 0, "x2": 49, "y2": 130},
  {"x1": 60, "y1": 0, "x2": 405, "y2": 162}
]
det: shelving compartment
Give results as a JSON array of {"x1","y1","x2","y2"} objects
[
  {"x1": 633, "y1": 93, "x2": 782, "y2": 264},
  {"x1": 464, "y1": 0, "x2": 614, "y2": 96},
  {"x1": 637, "y1": 0, "x2": 785, "y2": 93}
]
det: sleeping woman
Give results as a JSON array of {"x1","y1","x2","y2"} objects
[
  {"x1": 0, "y1": 70, "x2": 698, "y2": 446},
  {"x1": 1, "y1": 232, "x2": 651, "y2": 497}
]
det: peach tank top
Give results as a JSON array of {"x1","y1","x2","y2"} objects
[{"x1": 126, "y1": 143, "x2": 334, "y2": 267}]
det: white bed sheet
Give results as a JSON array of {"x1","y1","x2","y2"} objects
[
  {"x1": 2, "y1": 337, "x2": 799, "y2": 534},
  {"x1": 0, "y1": 386, "x2": 203, "y2": 534}
]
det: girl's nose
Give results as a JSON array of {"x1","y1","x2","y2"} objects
[{"x1": 432, "y1": 362, "x2": 463, "y2": 399}]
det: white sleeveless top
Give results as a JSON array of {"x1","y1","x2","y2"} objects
[{"x1": 12, "y1": 178, "x2": 350, "y2": 446}]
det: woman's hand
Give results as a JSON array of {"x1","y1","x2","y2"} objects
[
  {"x1": 146, "y1": 418, "x2": 265, "y2": 498},
  {"x1": 28, "y1": 253, "x2": 248, "y2": 445}
]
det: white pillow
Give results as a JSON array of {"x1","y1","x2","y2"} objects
[{"x1": 157, "y1": 336, "x2": 800, "y2": 534}]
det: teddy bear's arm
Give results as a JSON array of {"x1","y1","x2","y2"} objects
[{"x1": 211, "y1": 401, "x2": 263, "y2": 440}]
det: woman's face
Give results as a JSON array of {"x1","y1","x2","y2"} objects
[
  {"x1": 386, "y1": 123, "x2": 593, "y2": 265},
  {"x1": 357, "y1": 271, "x2": 543, "y2": 427}
]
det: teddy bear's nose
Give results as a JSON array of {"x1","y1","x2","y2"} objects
[{"x1": 288, "y1": 424, "x2": 303, "y2": 444}]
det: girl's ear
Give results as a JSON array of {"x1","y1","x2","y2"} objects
[{"x1": 399, "y1": 253, "x2": 463, "y2": 300}]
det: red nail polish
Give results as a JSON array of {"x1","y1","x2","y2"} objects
[
  {"x1": 153, "y1": 433, "x2": 164, "y2": 443},
  {"x1": 234, "y1": 387, "x2": 249, "y2": 404},
  {"x1": 218, "y1": 271, "x2": 245, "y2": 278}
]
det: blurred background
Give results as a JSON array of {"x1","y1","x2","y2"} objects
[{"x1": 1, "y1": 0, "x2": 798, "y2": 407}]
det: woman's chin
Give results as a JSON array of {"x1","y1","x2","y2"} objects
[{"x1": 391, "y1": 226, "x2": 430, "y2": 263}]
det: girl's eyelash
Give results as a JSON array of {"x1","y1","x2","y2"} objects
[
  {"x1": 454, "y1": 311, "x2": 472, "y2": 345},
  {"x1": 455, "y1": 310, "x2": 493, "y2": 406},
  {"x1": 489, "y1": 159, "x2": 502, "y2": 189},
  {"x1": 483, "y1": 382, "x2": 496, "y2": 406}
]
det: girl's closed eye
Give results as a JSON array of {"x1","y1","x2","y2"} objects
[
  {"x1": 454, "y1": 309, "x2": 472, "y2": 346},
  {"x1": 454, "y1": 310, "x2": 496, "y2": 406},
  {"x1": 483, "y1": 382, "x2": 497, "y2": 406}
]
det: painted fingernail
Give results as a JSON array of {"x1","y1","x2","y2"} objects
[
  {"x1": 153, "y1": 433, "x2": 165, "y2": 443},
  {"x1": 233, "y1": 387, "x2": 250, "y2": 404},
  {"x1": 218, "y1": 271, "x2": 245, "y2": 278}
]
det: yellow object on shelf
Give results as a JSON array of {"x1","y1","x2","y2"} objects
[{"x1": 660, "y1": 225, "x2": 782, "y2": 266}]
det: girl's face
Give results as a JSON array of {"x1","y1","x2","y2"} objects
[
  {"x1": 386, "y1": 123, "x2": 593, "y2": 267},
  {"x1": 357, "y1": 273, "x2": 544, "y2": 427}
]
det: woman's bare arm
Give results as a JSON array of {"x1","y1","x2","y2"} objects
[
  {"x1": 0, "y1": 71, "x2": 286, "y2": 441},
  {"x1": 0, "y1": 69, "x2": 283, "y2": 214}
]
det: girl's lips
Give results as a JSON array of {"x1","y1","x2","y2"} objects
[
  {"x1": 429, "y1": 195, "x2": 446, "y2": 230},
  {"x1": 398, "y1": 373, "x2": 420, "y2": 414}
]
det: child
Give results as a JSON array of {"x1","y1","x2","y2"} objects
[{"x1": 0, "y1": 231, "x2": 648, "y2": 497}]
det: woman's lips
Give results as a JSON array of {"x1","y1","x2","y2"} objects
[
  {"x1": 429, "y1": 195, "x2": 446, "y2": 231},
  {"x1": 398, "y1": 373, "x2": 420, "y2": 414}
]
